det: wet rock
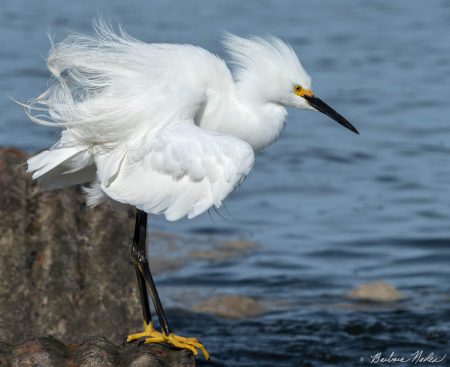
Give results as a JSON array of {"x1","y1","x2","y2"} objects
[
  {"x1": 347, "y1": 281, "x2": 404, "y2": 302},
  {"x1": 193, "y1": 295, "x2": 265, "y2": 319},
  {"x1": 0, "y1": 147, "x2": 143, "y2": 345},
  {"x1": 0, "y1": 336, "x2": 194, "y2": 367}
]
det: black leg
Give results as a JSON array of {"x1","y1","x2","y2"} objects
[
  {"x1": 135, "y1": 268, "x2": 151, "y2": 324},
  {"x1": 132, "y1": 210, "x2": 152, "y2": 325},
  {"x1": 132, "y1": 209, "x2": 172, "y2": 336},
  {"x1": 129, "y1": 210, "x2": 209, "y2": 359}
]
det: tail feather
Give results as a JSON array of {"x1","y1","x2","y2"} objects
[
  {"x1": 27, "y1": 146, "x2": 83, "y2": 179},
  {"x1": 27, "y1": 146, "x2": 96, "y2": 189},
  {"x1": 39, "y1": 162, "x2": 97, "y2": 190}
]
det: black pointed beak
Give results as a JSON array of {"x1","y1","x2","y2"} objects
[{"x1": 303, "y1": 95, "x2": 359, "y2": 135}]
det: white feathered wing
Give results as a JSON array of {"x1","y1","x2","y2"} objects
[{"x1": 95, "y1": 120, "x2": 254, "y2": 221}]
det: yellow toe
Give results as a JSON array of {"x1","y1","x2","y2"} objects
[
  {"x1": 127, "y1": 322, "x2": 209, "y2": 360},
  {"x1": 126, "y1": 322, "x2": 160, "y2": 343},
  {"x1": 165, "y1": 333, "x2": 209, "y2": 360}
]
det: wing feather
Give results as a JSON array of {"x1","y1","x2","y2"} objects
[{"x1": 98, "y1": 120, "x2": 254, "y2": 221}]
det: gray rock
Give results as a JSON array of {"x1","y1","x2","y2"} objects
[{"x1": 0, "y1": 147, "x2": 144, "y2": 345}]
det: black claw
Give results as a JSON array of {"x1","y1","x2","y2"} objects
[{"x1": 123, "y1": 337, "x2": 138, "y2": 346}]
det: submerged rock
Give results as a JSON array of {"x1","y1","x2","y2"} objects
[
  {"x1": 347, "y1": 281, "x2": 404, "y2": 302},
  {"x1": 0, "y1": 336, "x2": 194, "y2": 367},
  {"x1": 217, "y1": 240, "x2": 258, "y2": 251},
  {"x1": 193, "y1": 295, "x2": 265, "y2": 319},
  {"x1": 190, "y1": 239, "x2": 258, "y2": 262},
  {"x1": 189, "y1": 249, "x2": 237, "y2": 261}
]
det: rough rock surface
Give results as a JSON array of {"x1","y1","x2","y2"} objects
[
  {"x1": 0, "y1": 336, "x2": 194, "y2": 367},
  {"x1": 0, "y1": 147, "x2": 143, "y2": 345}
]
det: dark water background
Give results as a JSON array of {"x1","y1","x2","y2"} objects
[{"x1": 1, "y1": 1, "x2": 450, "y2": 366}]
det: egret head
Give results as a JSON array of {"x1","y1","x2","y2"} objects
[{"x1": 224, "y1": 33, "x2": 358, "y2": 134}]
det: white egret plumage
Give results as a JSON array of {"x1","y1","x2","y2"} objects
[{"x1": 24, "y1": 21, "x2": 358, "y2": 359}]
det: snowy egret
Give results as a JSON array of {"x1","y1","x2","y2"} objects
[{"x1": 24, "y1": 21, "x2": 358, "y2": 359}]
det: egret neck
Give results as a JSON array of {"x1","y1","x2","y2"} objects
[{"x1": 197, "y1": 87, "x2": 288, "y2": 152}]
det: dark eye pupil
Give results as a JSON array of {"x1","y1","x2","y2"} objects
[{"x1": 296, "y1": 86, "x2": 301, "y2": 91}]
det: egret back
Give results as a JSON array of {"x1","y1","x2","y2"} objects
[{"x1": 27, "y1": 21, "x2": 234, "y2": 149}]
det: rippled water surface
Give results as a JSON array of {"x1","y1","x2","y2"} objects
[{"x1": 1, "y1": 1, "x2": 450, "y2": 366}]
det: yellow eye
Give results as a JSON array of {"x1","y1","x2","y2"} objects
[{"x1": 294, "y1": 85, "x2": 302, "y2": 93}]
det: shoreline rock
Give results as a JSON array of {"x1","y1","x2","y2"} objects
[{"x1": 0, "y1": 147, "x2": 142, "y2": 345}]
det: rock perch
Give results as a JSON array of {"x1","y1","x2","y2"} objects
[{"x1": 0, "y1": 336, "x2": 194, "y2": 366}]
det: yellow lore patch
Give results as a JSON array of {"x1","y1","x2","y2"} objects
[{"x1": 293, "y1": 84, "x2": 314, "y2": 97}]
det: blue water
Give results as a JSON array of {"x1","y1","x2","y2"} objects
[{"x1": 1, "y1": 1, "x2": 450, "y2": 366}]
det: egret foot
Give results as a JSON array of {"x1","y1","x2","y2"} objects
[
  {"x1": 127, "y1": 322, "x2": 209, "y2": 360},
  {"x1": 126, "y1": 322, "x2": 158, "y2": 343}
]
